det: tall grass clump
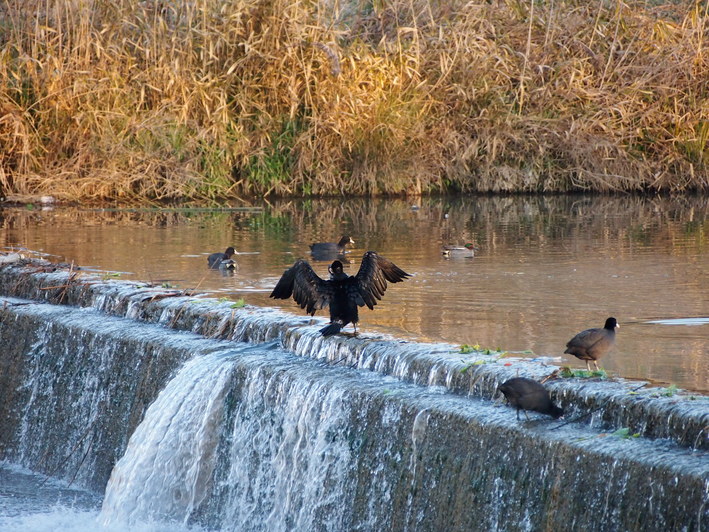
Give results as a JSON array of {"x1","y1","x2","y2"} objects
[{"x1": 0, "y1": 0, "x2": 707, "y2": 202}]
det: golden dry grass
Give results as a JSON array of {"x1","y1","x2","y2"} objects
[{"x1": 0, "y1": 0, "x2": 707, "y2": 202}]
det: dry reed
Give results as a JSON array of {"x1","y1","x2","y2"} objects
[{"x1": 0, "y1": 0, "x2": 707, "y2": 202}]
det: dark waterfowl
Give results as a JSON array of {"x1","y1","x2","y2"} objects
[
  {"x1": 218, "y1": 259, "x2": 237, "y2": 271},
  {"x1": 564, "y1": 317, "x2": 619, "y2": 371},
  {"x1": 309, "y1": 236, "x2": 355, "y2": 261},
  {"x1": 270, "y1": 251, "x2": 410, "y2": 336},
  {"x1": 441, "y1": 243, "x2": 478, "y2": 258},
  {"x1": 208, "y1": 247, "x2": 236, "y2": 269},
  {"x1": 498, "y1": 377, "x2": 563, "y2": 420}
]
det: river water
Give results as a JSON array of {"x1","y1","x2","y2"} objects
[
  {"x1": 1, "y1": 194, "x2": 707, "y2": 393},
  {"x1": 0, "y1": 462, "x2": 197, "y2": 531}
]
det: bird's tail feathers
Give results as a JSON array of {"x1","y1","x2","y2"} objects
[{"x1": 319, "y1": 321, "x2": 344, "y2": 336}]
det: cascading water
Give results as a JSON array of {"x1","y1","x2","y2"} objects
[
  {"x1": 100, "y1": 351, "x2": 237, "y2": 526},
  {"x1": 99, "y1": 344, "x2": 394, "y2": 531},
  {"x1": 98, "y1": 341, "x2": 709, "y2": 531},
  {"x1": 210, "y1": 365, "x2": 354, "y2": 531},
  {"x1": 0, "y1": 263, "x2": 708, "y2": 531}
]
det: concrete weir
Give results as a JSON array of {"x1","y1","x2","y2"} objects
[{"x1": 0, "y1": 258, "x2": 707, "y2": 531}]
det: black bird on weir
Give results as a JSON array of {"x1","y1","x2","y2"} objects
[
  {"x1": 270, "y1": 251, "x2": 411, "y2": 336},
  {"x1": 564, "y1": 317, "x2": 619, "y2": 371},
  {"x1": 498, "y1": 377, "x2": 564, "y2": 421}
]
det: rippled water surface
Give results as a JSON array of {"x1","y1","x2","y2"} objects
[{"x1": 2, "y1": 195, "x2": 707, "y2": 392}]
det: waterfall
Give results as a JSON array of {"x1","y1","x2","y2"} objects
[
  {"x1": 1, "y1": 303, "x2": 201, "y2": 491},
  {"x1": 214, "y1": 368, "x2": 353, "y2": 531},
  {"x1": 0, "y1": 268, "x2": 707, "y2": 531},
  {"x1": 99, "y1": 351, "x2": 235, "y2": 526},
  {"x1": 99, "y1": 344, "x2": 390, "y2": 531},
  {"x1": 98, "y1": 339, "x2": 709, "y2": 531}
]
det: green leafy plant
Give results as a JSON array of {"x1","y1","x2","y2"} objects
[
  {"x1": 651, "y1": 384, "x2": 679, "y2": 398},
  {"x1": 611, "y1": 427, "x2": 641, "y2": 439},
  {"x1": 559, "y1": 366, "x2": 607, "y2": 379},
  {"x1": 459, "y1": 346, "x2": 509, "y2": 373},
  {"x1": 459, "y1": 344, "x2": 479, "y2": 354},
  {"x1": 231, "y1": 298, "x2": 246, "y2": 308}
]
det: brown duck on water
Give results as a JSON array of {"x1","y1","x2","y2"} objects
[{"x1": 270, "y1": 251, "x2": 410, "y2": 336}]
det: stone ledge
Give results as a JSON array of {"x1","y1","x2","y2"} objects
[{"x1": 1, "y1": 258, "x2": 707, "y2": 451}]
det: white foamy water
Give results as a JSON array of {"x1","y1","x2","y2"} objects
[
  {"x1": 0, "y1": 462, "x2": 202, "y2": 532},
  {"x1": 99, "y1": 352, "x2": 235, "y2": 528},
  {"x1": 96, "y1": 341, "x2": 364, "y2": 531}
]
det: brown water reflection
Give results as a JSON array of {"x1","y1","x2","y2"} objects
[{"x1": 2, "y1": 195, "x2": 707, "y2": 392}]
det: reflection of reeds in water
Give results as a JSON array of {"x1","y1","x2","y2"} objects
[
  {"x1": 1, "y1": 195, "x2": 707, "y2": 251},
  {"x1": 264, "y1": 195, "x2": 709, "y2": 253},
  {"x1": 0, "y1": 0, "x2": 707, "y2": 202}
]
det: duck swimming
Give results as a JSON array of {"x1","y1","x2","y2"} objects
[
  {"x1": 270, "y1": 251, "x2": 410, "y2": 336},
  {"x1": 208, "y1": 247, "x2": 236, "y2": 269},
  {"x1": 310, "y1": 235, "x2": 355, "y2": 261},
  {"x1": 441, "y1": 243, "x2": 478, "y2": 258}
]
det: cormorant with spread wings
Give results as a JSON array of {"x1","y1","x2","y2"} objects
[{"x1": 270, "y1": 251, "x2": 411, "y2": 336}]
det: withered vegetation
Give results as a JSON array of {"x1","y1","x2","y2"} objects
[{"x1": 0, "y1": 0, "x2": 707, "y2": 202}]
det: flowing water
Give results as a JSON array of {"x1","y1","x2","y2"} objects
[
  {"x1": 0, "y1": 296, "x2": 705, "y2": 531},
  {"x1": 1, "y1": 194, "x2": 708, "y2": 531},
  {"x1": 2, "y1": 195, "x2": 707, "y2": 392}
]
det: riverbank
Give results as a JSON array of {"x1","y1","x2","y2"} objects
[{"x1": 1, "y1": 0, "x2": 707, "y2": 202}]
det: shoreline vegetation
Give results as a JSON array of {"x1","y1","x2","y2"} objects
[{"x1": 0, "y1": 0, "x2": 707, "y2": 203}]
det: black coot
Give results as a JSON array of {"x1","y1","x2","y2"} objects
[
  {"x1": 498, "y1": 377, "x2": 563, "y2": 420},
  {"x1": 309, "y1": 236, "x2": 355, "y2": 261},
  {"x1": 207, "y1": 247, "x2": 236, "y2": 269},
  {"x1": 564, "y1": 317, "x2": 619, "y2": 371}
]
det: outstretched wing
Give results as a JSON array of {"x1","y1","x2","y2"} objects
[
  {"x1": 349, "y1": 251, "x2": 411, "y2": 309},
  {"x1": 270, "y1": 259, "x2": 333, "y2": 315}
]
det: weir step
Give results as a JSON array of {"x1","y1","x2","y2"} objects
[{"x1": 1, "y1": 258, "x2": 707, "y2": 452}]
